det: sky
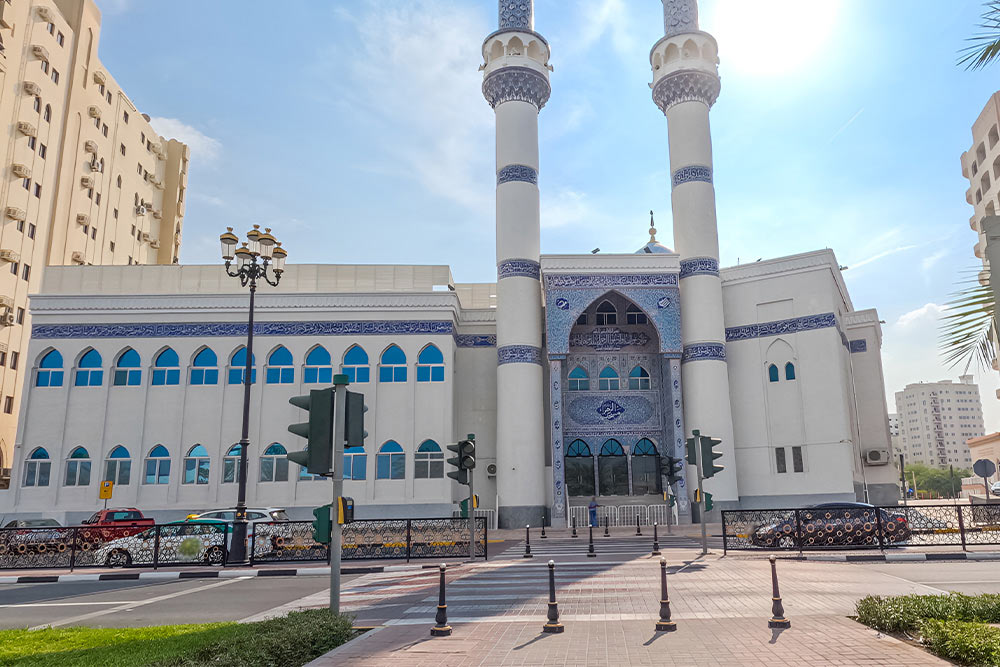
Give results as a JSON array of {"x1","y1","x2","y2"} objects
[{"x1": 93, "y1": 0, "x2": 1000, "y2": 432}]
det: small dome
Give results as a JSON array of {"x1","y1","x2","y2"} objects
[{"x1": 636, "y1": 240, "x2": 673, "y2": 254}]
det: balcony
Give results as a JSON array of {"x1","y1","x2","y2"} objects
[
  {"x1": 16, "y1": 121, "x2": 36, "y2": 137},
  {"x1": 31, "y1": 45, "x2": 49, "y2": 62},
  {"x1": 4, "y1": 207, "x2": 25, "y2": 222},
  {"x1": 11, "y1": 163, "x2": 30, "y2": 179}
]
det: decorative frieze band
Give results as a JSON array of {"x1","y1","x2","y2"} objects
[
  {"x1": 498, "y1": 0, "x2": 532, "y2": 30},
  {"x1": 482, "y1": 66, "x2": 551, "y2": 110},
  {"x1": 544, "y1": 273, "x2": 678, "y2": 289},
  {"x1": 849, "y1": 339, "x2": 867, "y2": 353},
  {"x1": 725, "y1": 313, "x2": 837, "y2": 342},
  {"x1": 32, "y1": 320, "x2": 455, "y2": 340},
  {"x1": 681, "y1": 342, "x2": 726, "y2": 364},
  {"x1": 672, "y1": 165, "x2": 712, "y2": 188},
  {"x1": 652, "y1": 69, "x2": 721, "y2": 113},
  {"x1": 497, "y1": 164, "x2": 538, "y2": 186},
  {"x1": 455, "y1": 334, "x2": 497, "y2": 348},
  {"x1": 678, "y1": 257, "x2": 719, "y2": 279},
  {"x1": 497, "y1": 344, "x2": 543, "y2": 366},
  {"x1": 497, "y1": 258, "x2": 541, "y2": 280}
]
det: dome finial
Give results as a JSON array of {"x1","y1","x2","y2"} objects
[{"x1": 649, "y1": 210, "x2": 657, "y2": 242}]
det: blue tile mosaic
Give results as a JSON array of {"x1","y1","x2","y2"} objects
[
  {"x1": 567, "y1": 394, "x2": 656, "y2": 427},
  {"x1": 679, "y1": 257, "x2": 719, "y2": 279},
  {"x1": 568, "y1": 327, "x2": 651, "y2": 352},
  {"x1": 497, "y1": 259, "x2": 540, "y2": 280},
  {"x1": 482, "y1": 66, "x2": 550, "y2": 110},
  {"x1": 455, "y1": 334, "x2": 497, "y2": 348},
  {"x1": 849, "y1": 339, "x2": 867, "y2": 353},
  {"x1": 672, "y1": 165, "x2": 713, "y2": 188},
  {"x1": 546, "y1": 274, "x2": 677, "y2": 288},
  {"x1": 33, "y1": 320, "x2": 455, "y2": 340},
  {"x1": 497, "y1": 344, "x2": 543, "y2": 366},
  {"x1": 681, "y1": 343, "x2": 726, "y2": 363},
  {"x1": 725, "y1": 312, "x2": 838, "y2": 342},
  {"x1": 497, "y1": 164, "x2": 537, "y2": 186},
  {"x1": 498, "y1": 0, "x2": 532, "y2": 30}
]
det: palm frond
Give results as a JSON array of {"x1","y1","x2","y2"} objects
[
  {"x1": 959, "y1": 1, "x2": 1000, "y2": 70},
  {"x1": 939, "y1": 271, "x2": 997, "y2": 371}
]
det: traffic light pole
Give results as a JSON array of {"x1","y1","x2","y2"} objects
[
  {"x1": 468, "y1": 469, "x2": 476, "y2": 561},
  {"x1": 329, "y1": 380, "x2": 347, "y2": 614},
  {"x1": 695, "y1": 435, "x2": 707, "y2": 556}
]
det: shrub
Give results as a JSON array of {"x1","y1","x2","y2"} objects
[
  {"x1": 920, "y1": 619, "x2": 1000, "y2": 666},
  {"x1": 856, "y1": 593, "x2": 1000, "y2": 632}
]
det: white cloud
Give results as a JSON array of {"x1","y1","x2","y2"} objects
[
  {"x1": 921, "y1": 248, "x2": 949, "y2": 274},
  {"x1": 568, "y1": 0, "x2": 640, "y2": 61},
  {"x1": 148, "y1": 117, "x2": 222, "y2": 161},
  {"x1": 895, "y1": 302, "x2": 945, "y2": 328},
  {"x1": 192, "y1": 192, "x2": 225, "y2": 207},
  {"x1": 850, "y1": 244, "x2": 918, "y2": 270},
  {"x1": 95, "y1": 0, "x2": 131, "y2": 15},
  {"x1": 542, "y1": 189, "x2": 594, "y2": 229}
]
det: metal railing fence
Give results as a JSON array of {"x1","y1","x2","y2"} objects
[
  {"x1": 568, "y1": 504, "x2": 678, "y2": 529},
  {"x1": 450, "y1": 508, "x2": 497, "y2": 530},
  {"x1": 721, "y1": 503, "x2": 1000, "y2": 552}
]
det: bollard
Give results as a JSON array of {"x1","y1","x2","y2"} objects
[
  {"x1": 635, "y1": 514, "x2": 642, "y2": 536},
  {"x1": 587, "y1": 525, "x2": 596, "y2": 557},
  {"x1": 523, "y1": 524, "x2": 533, "y2": 558},
  {"x1": 571, "y1": 516, "x2": 578, "y2": 538},
  {"x1": 542, "y1": 559, "x2": 564, "y2": 633},
  {"x1": 604, "y1": 516, "x2": 610, "y2": 537},
  {"x1": 652, "y1": 522, "x2": 661, "y2": 556},
  {"x1": 430, "y1": 563, "x2": 452, "y2": 636},
  {"x1": 767, "y1": 556, "x2": 791, "y2": 629},
  {"x1": 541, "y1": 522, "x2": 547, "y2": 539},
  {"x1": 655, "y1": 557, "x2": 676, "y2": 632}
]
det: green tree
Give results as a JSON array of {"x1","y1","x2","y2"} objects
[
  {"x1": 960, "y1": 2, "x2": 1000, "y2": 70},
  {"x1": 905, "y1": 463, "x2": 971, "y2": 498}
]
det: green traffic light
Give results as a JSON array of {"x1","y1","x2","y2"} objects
[{"x1": 311, "y1": 504, "x2": 332, "y2": 544}]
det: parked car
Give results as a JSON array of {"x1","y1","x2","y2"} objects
[
  {"x1": 191, "y1": 508, "x2": 292, "y2": 556},
  {"x1": 991, "y1": 481, "x2": 1000, "y2": 495},
  {"x1": 750, "y1": 502, "x2": 911, "y2": 548},
  {"x1": 0, "y1": 518, "x2": 67, "y2": 556},
  {"x1": 94, "y1": 520, "x2": 227, "y2": 567}
]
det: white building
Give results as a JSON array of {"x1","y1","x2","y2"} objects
[
  {"x1": 0, "y1": 0, "x2": 900, "y2": 526},
  {"x1": 894, "y1": 376, "x2": 983, "y2": 469}
]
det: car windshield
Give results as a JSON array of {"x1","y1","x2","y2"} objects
[
  {"x1": 23, "y1": 519, "x2": 61, "y2": 527},
  {"x1": 109, "y1": 511, "x2": 143, "y2": 521},
  {"x1": 270, "y1": 510, "x2": 290, "y2": 521}
]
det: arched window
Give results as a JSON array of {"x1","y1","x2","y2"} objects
[
  {"x1": 565, "y1": 439, "x2": 594, "y2": 496},
  {"x1": 633, "y1": 438, "x2": 658, "y2": 456},
  {"x1": 595, "y1": 300, "x2": 617, "y2": 326},
  {"x1": 598, "y1": 439, "x2": 628, "y2": 495},
  {"x1": 414, "y1": 440, "x2": 443, "y2": 478},
  {"x1": 379, "y1": 345, "x2": 407, "y2": 383},
  {"x1": 345, "y1": 445, "x2": 367, "y2": 480},
  {"x1": 36, "y1": 350, "x2": 64, "y2": 387},
  {"x1": 600, "y1": 440, "x2": 625, "y2": 456},
  {"x1": 183, "y1": 444, "x2": 210, "y2": 485},
  {"x1": 260, "y1": 443, "x2": 288, "y2": 482},
  {"x1": 43, "y1": 104, "x2": 51, "y2": 122},
  {"x1": 152, "y1": 348, "x2": 180, "y2": 386},
  {"x1": 631, "y1": 438, "x2": 660, "y2": 495},
  {"x1": 74, "y1": 349, "x2": 103, "y2": 387},
  {"x1": 222, "y1": 444, "x2": 242, "y2": 484},
  {"x1": 342, "y1": 345, "x2": 369, "y2": 383},
  {"x1": 416, "y1": 345, "x2": 445, "y2": 382},
  {"x1": 568, "y1": 366, "x2": 589, "y2": 391},
  {"x1": 566, "y1": 440, "x2": 592, "y2": 457},
  {"x1": 598, "y1": 366, "x2": 620, "y2": 391},
  {"x1": 265, "y1": 346, "x2": 294, "y2": 384},
  {"x1": 23, "y1": 447, "x2": 51, "y2": 487},
  {"x1": 376, "y1": 441, "x2": 405, "y2": 479},
  {"x1": 228, "y1": 347, "x2": 256, "y2": 385},
  {"x1": 628, "y1": 366, "x2": 650, "y2": 390},
  {"x1": 785, "y1": 362, "x2": 796, "y2": 381},
  {"x1": 144, "y1": 445, "x2": 170, "y2": 485},
  {"x1": 767, "y1": 364, "x2": 779, "y2": 383},
  {"x1": 65, "y1": 446, "x2": 91, "y2": 487},
  {"x1": 626, "y1": 304, "x2": 647, "y2": 325},
  {"x1": 104, "y1": 445, "x2": 131, "y2": 485},
  {"x1": 304, "y1": 346, "x2": 333, "y2": 384},
  {"x1": 113, "y1": 349, "x2": 141, "y2": 386},
  {"x1": 190, "y1": 348, "x2": 219, "y2": 385}
]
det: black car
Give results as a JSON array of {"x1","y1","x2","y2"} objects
[{"x1": 750, "y1": 502, "x2": 911, "y2": 548}]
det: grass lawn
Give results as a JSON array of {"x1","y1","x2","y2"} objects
[{"x1": 0, "y1": 609, "x2": 356, "y2": 666}]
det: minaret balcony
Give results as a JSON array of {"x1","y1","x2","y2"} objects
[
  {"x1": 482, "y1": 31, "x2": 550, "y2": 75},
  {"x1": 649, "y1": 30, "x2": 719, "y2": 88}
]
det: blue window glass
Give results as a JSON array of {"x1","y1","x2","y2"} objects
[
  {"x1": 566, "y1": 439, "x2": 591, "y2": 457},
  {"x1": 416, "y1": 345, "x2": 444, "y2": 383},
  {"x1": 596, "y1": 301, "x2": 617, "y2": 326},
  {"x1": 626, "y1": 304, "x2": 647, "y2": 325},
  {"x1": 628, "y1": 366, "x2": 650, "y2": 390},
  {"x1": 342, "y1": 345, "x2": 370, "y2": 383},
  {"x1": 785, "y1": 362, "x2": 796, "y2": 381},
  {"x1": 414, "y1": 440, "x2": 443, "y2": 478},
  {"x1": 633, "y1": 438, "x2": 657, "y2": 456},
  {"x1": 598, "y1": 366, "x2": 619, "y2": 391},
  {"x1": 65, "y1": 446, "x2": 91, "y2": 486},
  {"x1": 74, "y1": 349, "x2": 103, "y2": 387},
  {"x1": 265, "y1": 346, "x2": 294, "y2": 384},
  {"x1": 260, "y1": 443, "x2": 288, "y2": 482},
  {"x1": 376, "y1": 440, "x2": 405, "y2": 479},
  {"x1": 768, "y1": 364, "x2": 779, "y2": 383},
  {"x1": 379, "y1": 346, "x2": 406, "y2": 383},
  {"x1": 190, "y1": 348, "x2": 219, "y2": 385},
  {"x1": 113, "y1": 349, "x2": 141, "y2": 386},
  {"x1": 144, "y1": 445, "x2": 170, "y2": 485},
  {"x1": 599, "y1": 439, "x2": 624, "y2": 456},
  {"x1": 305, "y1": 346, "x2": 333, "y2": 384},
  {"x1": 108, "y1": 445, "x2": 129, "y2": 458},
  {"x1": 568, "y1": 367, "x2": 589, "y2": 392},
  {"x1": 36, "y1": 350, "x2": 65, "y2": 388},
  {"x1": 183, "y1": 444, "x2": 210, "y2": 484},
  {"x1": 152, "y1": 348, "x2": 180, "y2": 386},
  {"x1": 345, "y1": 445, "x2": 366, "y2": 480},
  {"x1": 24, "y1": 447, "x2": 51, "y2": 487},
  {"x1": 104, "y1": 446, "x2": 131, "y2": 485},
  {"x1": 228, "y1": 347, "x2": 256, "y2": 385}
]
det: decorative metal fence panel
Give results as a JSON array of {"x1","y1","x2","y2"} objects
[
  {"x1": 249, "y1": 518, "x2": 487, "y2": 564},
  {"x1": 722, "y1": 503, "x2": 1000, "y2": 552}
]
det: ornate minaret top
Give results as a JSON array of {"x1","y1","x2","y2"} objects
[
  {"x1": 662, "y1": 0, "x2": 698, "y2": 37},
  {"x1": 499, "y1": 0, "x2": 533, "y2": 31}
]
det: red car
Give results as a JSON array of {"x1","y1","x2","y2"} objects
[{"x1": 77, "y1": 508, "x2": 155, "y2": 543}]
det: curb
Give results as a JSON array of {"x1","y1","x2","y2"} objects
[
  {"x1": 775, "y1": 551, "x2": 1000, "y2": 563},
  {"x1": 0, "y1": 562, "x2": 449, "y2": 585}
]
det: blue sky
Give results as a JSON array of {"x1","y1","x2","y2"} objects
[{"x1": 94, "y1": 0, "x2": 1000, "y2": 431}]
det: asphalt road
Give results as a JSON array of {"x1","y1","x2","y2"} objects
[{"x1": 862, "y1": 560, "x2": 1000, "y2": 595}]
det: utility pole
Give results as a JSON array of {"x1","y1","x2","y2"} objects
[
  {"x1": 694, "y1": 433, "x2": 707, "y2": 556},
  {"x1": 467, "y1": 434, "x2": 476, "y2": 561},
  {"x1": 329, "y1": 378, "x2": 347, "y2": 614},
  {"x1": 899, "y1": 454, "x2": 907, "y2": 507}
]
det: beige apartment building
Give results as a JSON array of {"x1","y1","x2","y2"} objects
[
  {"x1": 0, "y1": 0, "x2": 188, "y2": 485},
  {"x1": 894, "y1": 376, "x2": 984, "y2": 469}
]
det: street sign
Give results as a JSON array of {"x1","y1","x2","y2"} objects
[
  {"x1": 99, "y1": 480, "x2": 113, "y2": 500},
  {"x1": 974, "y1": 459, "x2": 997, "y2": 479}
]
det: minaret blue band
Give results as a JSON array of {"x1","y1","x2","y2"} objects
[
  {"x1": 497, "y1": 259, "x2": 541, "y2": 280},
  {"x1": 498, "y1": 344, "x2": 544, "y2": 366},
  {"x1": 499, "y1": 1, "x2": 532, "y2": 30},
  {"x1": 681, "y1": 343, "x2": 726, "y2": 364},
  {"x1": 849, "y1": 339, "x2": 867, "y2": 353},
  {"x1": 672, "y1": 165, "x2": 713, "y2": 187},
  {"x1": 679, "y1": 257, "x2": 719, "y2": 279},
  {"x1": 497, "y1": 164, "x2": 538, "y2": 186}
]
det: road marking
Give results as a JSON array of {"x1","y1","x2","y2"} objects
[
  {"x1": 0, "y1": 602, "x2": 127, "y2": 607},
  {"x1": 921, "y1": 580, "x2": 1000, "y2": 585},
  {"x1": 29, "y1": 576, "x2": 252, "y2": 630}
]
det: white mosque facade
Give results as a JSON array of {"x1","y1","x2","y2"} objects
[{"x1": 1, "y1": 0, "x2": 899, "y2": 526}]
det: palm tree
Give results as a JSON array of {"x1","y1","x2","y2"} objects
[{"x1": 960, "y1": 2, "x2": 1000, "y2": 69}]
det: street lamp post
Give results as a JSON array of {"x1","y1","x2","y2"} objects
[{"x1": 220, "y1": 225, "x2": 287, "y2": 564}]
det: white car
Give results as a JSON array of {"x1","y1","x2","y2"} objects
[
  {"x1": 991, "y1": 481, "x2": 1000, "y2": 495},
  {"x1": 192, "y1": 507, "x2": 290, "y2": 525},
  {"x1": 93, "y1": 521, "x2": 227, "y2": 567},
  {"x1": 191, "y1": 508, "x2": 293, "y2": 558}
]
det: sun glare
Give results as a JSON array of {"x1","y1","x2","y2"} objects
[{"x1": 707, "y1": 0, "x2": 840, "y2": 77}]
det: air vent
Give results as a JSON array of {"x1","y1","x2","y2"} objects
[
  {"x1": 0, "y1": 296, "x2": 14, "y2": 310},
  {"x1": 17, "y1": 122, "x2": 37, "y2": 138},
  {"x1": 11, "y1": 164, "x2": 30, "y2": 179},
  {"x1": 0, "y1": 312, "x2": 15, "y2": 327}
]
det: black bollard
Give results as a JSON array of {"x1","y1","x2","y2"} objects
[
  {"x1": 587, "y1": 525, "x2": 596, "y2": 557},
  {"x1": 542, "y1": 559, "x2": 564, "y2": 633},
  {"x1": 430, "y1": 563, "x2": 452, "y2": 636},
  {"x1": 655, "y1": 557, "x2": 676, "y2": 632},
  {"x1": 767, "y1": 555, "x2": 791, "y2": 629},
  {"x1": 571, "y1": 516, "x2": 578, "y2": 538},
  {"x1": 523, "y1": 524, "x2": 533, "y2": 558},
  {"x1": 652, "y1": 522, "x2": 661, "y2": 556},
  {"x1": 541, "y1": 521, "x2": 547, "y2": 539},
  {"x1": 636, "y1": 514, "x2": 642, "y2": 536},
  {"x1": 603, "y1": 516, "x2": 610, "y2": 537}
]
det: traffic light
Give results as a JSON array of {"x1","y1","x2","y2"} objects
[
  {"x1": 446, "y1": 438, "x2": 476, "y2": 485},
  {"x1": 312, "y1": 504, "x2": 332, "y2": 544},
  {"x1": 287, "y1": 388, "x2": 334, "y2": 474},
  {"x1": 345, "y1": 390, "x2": 367, "y2": 447},
  {"x1": 459, "y1": 494, "x2": 480, "y2": 517},
  {"x1": 694, "y1": 489, "x2": 714, "y2": 512},
  {"x1": 700, "y1": 435, "x2": 724, "y2": 478},
  {"x1": 661, "y1": 455, "x2": 684, "y2": 486},
  {"x1": 685, "y1": 435, "x2": 698, "y2": 465}
]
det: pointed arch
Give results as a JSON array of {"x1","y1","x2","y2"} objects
[
  {"x1": 626, "y1": 303, "x2": 648, "y2": 325},
  {"x1": 342, "y1": 344, "x2": 369, "y2": 383},
  {"x1": 190, "y1": 346, "x2": 219, "y2": 385},
  {"x1": 260, "y1": 442, "x2": 288, "y2": 482},
  {"x1": 768, "y1": 364, "x2": 779, "y2": 383},
  {"x1": 228, "y1": 346, "x2": 256, "y2": 385},
  {"x1": 152, "y1": 347, "x2": 180, "y2": 385},
  {"x1": 599, "y1": 439, "x2": 625, "y2": 456},
  {"x1": 113, "y1": 348, "x2": 141, "y2": 386},
  {"x1": 566, "y1": 439, "x2": 591, "y2": 457},
  {"x1": 144, "y1": 445, "x2": 170, "y2": 485},
  {"x1": 598, "y1": 366, "x2": 620, "y2": 391},
  {"x1": 379, "y1": 345, "x2": 407, "y2": 383},
  {"x1": 36, "y1": 349, "x2": 64, "y2": 388},
  {"x1": 785, "y1": 361, "x2": 796, "y2": 381},
  {"x1": 628, "y1": 365, "x2": 650, "y2": 390},
  {"x1": 23, "y1": 446, "x2": 52, "y2": 487},
  {"x1": 183, "y1": 444, "x2": 210, "y2": 485},
  {"x1": 266, "y1": 345, "x2": 294, "y2": 384},
  {"x1": 598, "y1": 439, "x2": 628, "y2": 495},
  {"x1": 376, "y1": 440, "x2": 405, "y2": 479},
  {"x1": 631, "y1": 438, "x2": 661, "y2": 495},
  {"x1": 415, "y1": 439, "x2": 443, "y2": 478},
  {"x1": 65, "y1": 446, "x2": 92, "y2": 487},
  {"x1": 305, "y1": 345, "x2": 333, "y2": 384},
  {"x1": 565, "y1": 439, "x2": 595, "y2": 496},
  {"x1": 104, "y1": 445, "x2": 131, "y2": 485},
  {"x1": 632, "y1": 438, "x2": 657, "y2": 456},
  {"x1": 417, "y1": 344, "x2": 444, "y2": 382},
  {"x1": 74, "y1": 348, "x2": 103, "y2": 387},
  {"x1": 595, "y1": 300, "x2": 617, "y2": 325},
  {"x1": 568, "y1": 366, "x2": 589, "y2": 391}
]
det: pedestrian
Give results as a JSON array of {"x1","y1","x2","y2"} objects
[{"x1": 588, "y1": 497, "x2": 599, "y2": 527}]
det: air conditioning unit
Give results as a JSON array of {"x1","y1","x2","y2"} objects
[
  {"x1": 93, "y1": 70, "x2": 107, "y2": 85},
  {"x1": 76, "y1": 213, "x2": 90, "y2": 226},
  {"x1": 16, "y1": 122, "x2": 37, "y2": 138},
  {"x1": 11, "y1": 163, "x2": 30, "y2": 179},
  {"x1": 0, "y1": 296, "x2": 15, "y2": 310},
  {"x1": 486, "y1": 463, "x2": 498, "y2": 478},
  {"x1": 863, "y1": 449, "x2": 890, "y2": 466},
  {"x1": 87, "y1": 105, "x2": 101, "y2": 119},
  {"x1": 80, "y1": 175, "x2": 94, "y2": 189},
  {"x1": 0, "y1": 250, "x2": 19, "y2": 264},
  {"x1": 22, "y1": 81, "x2": 41, "y2": 96},
  {"x1": 84, "y1": 140, "x2": 98, "y2": 154},
  {"x1": 71, "y1": 251, "x2": 85, "y2": 264},
  {"x1": 149, "y1": 239, "x2": 160, "y2": 249},
  {"x1": 36, "y1": 6, "x2": 53, "y2": 21},
  {"x1": 89, "y1": 160, "x2": 103, "y2": 173},
  {"x1": 1, "y1": 313, "x2": 15, "y2": 327},
  {"x1": 4, "y1": 207, "x2": 26, "y2": 222},
  {"x1": 31, "y1": 45, "x2": 49, "y2": 62},
  {"x1": 141, "y1": 232, "x2": 151, "y2": 242},
  {"x1": 135, "y1": 205, "x2": 147, "y2": 216}
]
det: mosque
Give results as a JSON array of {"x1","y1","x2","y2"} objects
[{"x1": 1, "y1": 0, "x2": 899, "y2": 527}]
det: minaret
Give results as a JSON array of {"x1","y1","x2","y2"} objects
[
  {"x1": 650, "y1": 0, "x2": 738, "y2": 507},
  {"x1": 482, "y1": 1, "x2": 551, "y2": 528}
]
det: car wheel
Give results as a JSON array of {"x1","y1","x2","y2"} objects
[
  {"x1": 777, "y1": 535, "x2": 796, "y2": 549},
  {"x1": 204, "y1": 546, "x2": 224, "y2": 565},
  {"x1": 106, "y1": 549, "x2": 131, "y2": 568}
]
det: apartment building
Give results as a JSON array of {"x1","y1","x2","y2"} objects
[
  {"x1": 0, "y1": 0, "x2": 188, "y2": 485},
  {"x1": 894, "y1": 376, "x2": 984, "y2": 469}
]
